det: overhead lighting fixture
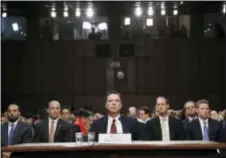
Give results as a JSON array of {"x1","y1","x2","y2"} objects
[
  {"x1": 173, "y1": 4, "x2": 178, "y2": 15},
  {"x1": 2, "y1": 12, "x2": 7, "y2": 18},
  {"x1": 50, "y1": 7, "x2": 56, "y2": 18},
  {"x1": 63, "y1": 5, "x2": 69, "y2": 17},
  {"x1": 75, "y1": 8, "x2": 81, "y2": 17},
  {"x1": 12, "y1": 23, "x2": 19, "y2": 31},
  {"x1": 86, "y1": 7, "x2": 94, "y2": 17},
  {"x1": 146, "y1": 18, "x2": 153, "y2": 26},
  {"x1": 160, "y1": 2, "x2": 166, "y2": 16},
  {"x1": 148, "y1": 6, "x2": 154, "y2": 16},
  {"x1": 135, "y1": 7, "x2": 142, "y2": 17},
  {"x1": 82, "y1": 21, "x2": 92, "y2": 29},
  {"x1": 223, "y1": 3, "x2": 226, "y2": 14},
  {"x1": 98, "y1": 23, "x2": 107, "y2": 30},
  {"x1": 124, "y1": 17, "x2": 131, "y2": 26}
]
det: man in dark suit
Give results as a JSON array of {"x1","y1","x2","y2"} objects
[
  {"x1": 182, "y1": 101, "x2": 197, "y2": 129},
  {"x1": 186, "y1": 99, "x2": 221, "y2": 141},
  {"x1": 143, "y1": 97, "x2": 185, "y2": 141},
  {"x1": 1, "y1": 104, "x2": 33, "y2": 147},
  {"x1": 219, "y1": 120, "x2": 226, "y2": 142},
  {"x1": 34, "y1": 100, "x2": 73, "y2": 142},
  {"x1": 90, "y1": 91, "x2": 141, "y2": 141}
]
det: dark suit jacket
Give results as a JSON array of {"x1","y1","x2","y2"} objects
[
  {"x1": 186, "y1": 118, "x2": 221, "y2": 141},
  {"x1": 1, "y1": 121, "x2": 33, "y2": 147},
  {"x1": 34, "y1": 119, "x2": 72, "y2": 142},
  {"x1": 219, "y1": 121, "x2": 226, "y2": 142},
  {"x1": 142, "y1": 116, "x2": 185, "y2": 140},
  {"x1": 90, "y1": 115, "x2": 141, "y2": 141},
  {"x1": 182, "y1": 118, "x2": 191, "y2": 129},
  {"x1": 71, "y1": 124, "x2": 81, "y2": 142}
]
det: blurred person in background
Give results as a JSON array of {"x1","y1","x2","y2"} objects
[
  {"x1": 138, "y1": 106, "x2": 151, "y2": 123},
  {"x1": 210, "y1": 110, "x2": 219, "y2": 121},
  {"x1": 61, "y1": 106, "x2": 73, "y2": 123},
  {"x1": 24, "y1": 113, "x2": 34, "y2": 125},
  {"x1": 182, "y1": 101, "x2": 197, "y2": 129},
  {"x1": 127, "y1": 106, "x2": 138, "y2": 119},
  {"x1": 74, "y1": 109, "x2": 92, "y2": 136},
  {"x1": 1, "y1": 114, "x2": 7, "y2": 124}
]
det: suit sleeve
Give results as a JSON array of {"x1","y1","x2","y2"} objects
[
  {"x1": 139, "y1": 121, "x2": 152, "y2": 140},
  {"x1": 33, "y1": 124, "x2": 41, "y2": 142},
  {"x1": 22, "y1": 125, "x2": 33, "y2": 143},
  {"x1": 176, "y1": 120, "x2": 186, "y2": 140},
  {"x1": 63, "y1": 123, "x2": 73, "y2": 142},
  {"x1": 185, "y1": 122, "x2": 193, "y2": 140}
]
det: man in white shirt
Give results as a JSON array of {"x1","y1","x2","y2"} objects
[
  {"x1": 186, "y1": 99, "x2": 221, "y2": 141},
  {"x1": 143, "y1": 97, "x2": 185, "y2": 141},
  {"x1": 90, "y1": 91, "x2": 141, "y2": 140}
]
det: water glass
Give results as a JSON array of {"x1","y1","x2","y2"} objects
[
  {"x1": 75, "y1": 132, "x2": 83, "y2": 143},
  {"x1": 88, "y1": 132, "x2": 95, "y2": 143}
]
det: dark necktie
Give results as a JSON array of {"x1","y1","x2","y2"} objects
[
  {"x1": 110, "y1": 119, "x2": 117, "y2": 134},
  {"x1": 8, "y1": 123, "x2": 15, "y2": 145}
]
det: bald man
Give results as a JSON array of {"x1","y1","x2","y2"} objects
[{"x1": 1, "y1": 104, "x2": 33, "y2": 147}]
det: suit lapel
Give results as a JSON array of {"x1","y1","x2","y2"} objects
[
  {"x1": 196, "y1": 119, "x2": 203, "y2": 139},
  {"x1": 208, "y1": 119, "x2": 213, "y2": 140},
  {"x1": 3, "y1": 123, "x2": 9, "y2": 146},
  {"x1": 43, "y1": 120, "x2": 49, "y2": 142},
  {"x1": 103, "y1": 116, "x2": 108, "y2": 133},
  {"x1": 156, "y1": 117, "x2": 162, "y2": 140},
  {"x1": 54, "y1": 119, "x2": 62, "y2": 140},
  {"x1": 168, "y1": 117, "x2": 174, "y2": 140},
  {"x1": 12, "y1": 122, "x2": 21, "y2": 143},
  {"x1": 120, "y1": 116, "x2": 128, "y2": 133}
]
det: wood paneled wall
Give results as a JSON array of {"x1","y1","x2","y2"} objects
[{"x1": 2, "y1": 39, "x2": 225, "y2": 113}]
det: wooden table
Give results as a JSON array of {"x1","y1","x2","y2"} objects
[{"x1": 2, "y1": 141, "x2": 226, "y2": 158}]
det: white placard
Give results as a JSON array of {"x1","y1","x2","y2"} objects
[{"x1": 98, "y1": 133, "x2": 132, "y2": 144}]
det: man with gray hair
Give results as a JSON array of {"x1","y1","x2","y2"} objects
[
  {"x1": 34, "y1": 100, "x2": 73, "y2": 142},
  {"x1": 127, "y1": 106, "x2": 138, "y2": 119}
]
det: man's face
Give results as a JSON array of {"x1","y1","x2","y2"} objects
[
  {"x1": 139, "y1": 110, "x2": 149, "y2": 121},
  {"x1": 197, "y1": 103, "x2": 210, "y2": 119},
  {"x1": 210, "y1": 110, "x2": 218, "y2": 120},
  {"x1": 7, "y1": 105, "x2": 20, "y2": 122},
  {"x1": 61, "y1": 109, "x2": 70, "y2": 121},
  {"x1": 156, "y1": 97, "x2": 169, "y2": 115},
  {"x1": 48, "y1": 102, "x2": 61, "y2": 119},
  {"x1": 128, "y1": 107, "x2": 137, "y2": 118},
  {"x1": 185, "y1": 102, "x2": 196, "y2": 116},
  {"x1": 106, "y1": 94, "x2": 122, "y2": 113}
]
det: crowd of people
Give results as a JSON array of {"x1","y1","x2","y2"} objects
[{"x1": 1, "y1": 91, "x2": 226, "y2": 153}]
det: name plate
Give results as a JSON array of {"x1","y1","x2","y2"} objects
[{"x1": 98, "y1": 133, "x2": 132, "y2": 144}]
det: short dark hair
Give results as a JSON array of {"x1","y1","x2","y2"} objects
[
  {"x1": 196, "y1": 99, "x2": 209, "y2": 108},
  {"x1": 139, "y1": 106, "x2": 151, "y2": 115}
]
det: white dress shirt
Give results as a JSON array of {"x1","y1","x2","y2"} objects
[
  {"x1": 137, "y1": 118, "x2": 151, "y2": 124},
  {"x1": 8, "y1": 120, "x2": 18, "y2": 136},
  {"x1": 107, "y1": 115, "x2": 123, "y2": 134},
  {"x1": 48, "y1": 117, "x2": 59, "y2": 135},
  {"x1": 188, "y1": 116, "x2": 197, "y2": 122},
  {"x1": 198, "y1": 117, "x2": 209, "y2": 138},
  {"x1": 159, "y1": 116, "x2": 170, "y2": 141}
]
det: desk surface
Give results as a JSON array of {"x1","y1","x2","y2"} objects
[{"x1": 2, "y1": 141, "x2": 226, "y2": 152}]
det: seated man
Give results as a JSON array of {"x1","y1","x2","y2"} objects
[
  {"x1": 1, "y1": 104, "x2": 33, "y2": 147},
  {"x1": 90, "y1": 91, "x2": 141, "y2": 141},
  {"x1": 186, "y1": 99, "x2": 221, "y2": 141}
]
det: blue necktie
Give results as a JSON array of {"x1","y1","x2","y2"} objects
[
  {"x1": 8, "y1": 123, "x2": 15, "y2": 145},
  {"x1": 203, "y1": 121, "x2": 209, "y2": 141}
]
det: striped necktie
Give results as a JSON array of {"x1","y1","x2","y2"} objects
[{"x1": 203, "y1": 121, "x2": 209, "y2": 141}]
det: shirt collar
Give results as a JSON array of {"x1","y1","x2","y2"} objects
[
  {"x1": 8, "y1": 120, "x2": 18, "y2": 127},
  {"x1": 159, "y1": 115, "x2": 169, "y2": 121},
  {"x1": 48, "y1": 117, "x2": 59, "y2": 123},
  {"x1": 198, "y1": 117, "x2": 208, "y2": 124},
  {"x1": 108, "y1": 114, "x2": 121, "y2": 122}
]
